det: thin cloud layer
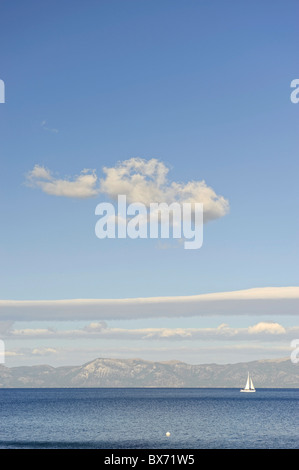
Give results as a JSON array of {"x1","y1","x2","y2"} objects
[
  {"x1": 7, "y1": 322, "x2": 297, "y2": 342},
  {"x1": 4, "y1": 344, "x2": 292, "y2": 368},
  {"x1": 1, "y1": 287, "x2": 299, "y2": 321},
  {"x1": 25, "y1": 158, "x2": 229, "y2": 222}
]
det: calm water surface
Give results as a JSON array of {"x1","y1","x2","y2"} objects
[{"x1": 0, "y1": 388, "x2": 298, "y2": 449}]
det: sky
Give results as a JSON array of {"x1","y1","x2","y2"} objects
[{"x1": 0, "y1": 0, "x2": 299, "y2": 367}]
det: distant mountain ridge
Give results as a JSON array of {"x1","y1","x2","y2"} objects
[{"x1": 0, "y1": 357, "x2": 298, "y2": 388}]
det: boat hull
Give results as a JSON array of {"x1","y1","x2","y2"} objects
[{"x1": 240, "y1": 389, "x2": 256, "y2": 392}]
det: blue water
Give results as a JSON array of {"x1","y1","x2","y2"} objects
[{"x1": 0, "y1": 388, "x2": 298, "y2": 449}]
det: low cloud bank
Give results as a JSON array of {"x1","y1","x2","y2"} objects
[{"x1": 1, "y1": 287, "x2": 298, "y2": 321}]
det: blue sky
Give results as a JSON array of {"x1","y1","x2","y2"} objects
[{"x1": 0, "y1": 0, "x2": 299, "y2": 366}]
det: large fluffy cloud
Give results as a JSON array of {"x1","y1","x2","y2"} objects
[
  {"x1": 26, "y1": 158, "x2": 229, "y2": 222},
  {"x1": 248, "y1": 322, "x2": 286, "y2": 335},
  {"x1": 100, "y1": 158, "x2": 229, "y2": 222}
]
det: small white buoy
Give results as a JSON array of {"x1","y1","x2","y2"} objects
[{"x1": 166, "y1": 431, "x2": 171, "y2": 437}]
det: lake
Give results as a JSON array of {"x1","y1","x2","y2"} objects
[{"x1": 0, "y1": 388, "x2": 298, "y2": 449}]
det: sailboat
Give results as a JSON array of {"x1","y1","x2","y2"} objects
[{"x1": 240, "y1": 372, "x2": 256, "y2": 392}]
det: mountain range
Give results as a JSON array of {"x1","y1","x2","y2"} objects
[{"x1": 0, "y1": 357, "x2": 298, "y2": 388}]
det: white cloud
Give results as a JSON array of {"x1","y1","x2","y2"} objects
[
  {"x1": 26, "y1": 165, "x2": 99, "y2": 198},
  {"x1": 1, "y1": 287, "x2": 299, "y2": 321},
  {"x1": 28, "y1": 165, "x2": 52, "y2": 180},
  {"x1": 11, "y1": 328, "x2": 56, "y2": 337},
  {"x1": 5, "y1": 351, "x2": 24, "y2": 357},
  {"x1": 84, "y1": 321, "x2": 107, "y2": 331},
  {"x1": 248, "y1": 322, "x2": 286, "y2": 335},
  {"x1": 7, "y1": 321, "x2": 296, "y2": 342},
  {"x1": 100, "y1": 158, "x2": 229, "y2": 222},
  {"x1": 31, "y1": 347, "x2": 58, "y2": 356},
  {"x1": 25, "y1": 158, "x2": 229, "y2": 221}
]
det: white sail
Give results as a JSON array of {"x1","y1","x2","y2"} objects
[
  {"x1": 244, "y1": 373, "x2": 250, "y2": 390},
  {"x1": 240, "y1": 372, "x2": 256, "y2": 392}
]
